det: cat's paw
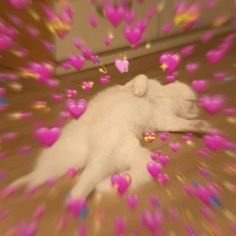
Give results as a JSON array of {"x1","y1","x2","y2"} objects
[{"x1": 132, "y1": 74, "x2": 148, "y2": 97}]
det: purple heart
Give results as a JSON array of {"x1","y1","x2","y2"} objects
[{"x1": 35, "y1": 127, "x2": 61, "y2": 147}]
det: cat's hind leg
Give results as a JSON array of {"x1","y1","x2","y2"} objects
[{"x1": 96, "y1": 145, "x2": 152, "y2": 195}]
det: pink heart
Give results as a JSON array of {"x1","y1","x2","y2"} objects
[
  {"x1": 35, "y1": 127, "x2": 61, "y2": 147},
  {"x1": 159, "y1": 155, "x2": 170, "y2": 166},
  {"x1": 124, "y1": 9, "x2": 135, "y2": 24},
  {"x1": 199, "y1": 95, "x2": 225, "y2": 115},
  {"x1": 115, "y1": 217, "x2": 127, "y2": 235},
  {"x1": 142, "y1": 210, "x2": 164, "y2": 232},
  {"x1": 186, "y1": 63, "x2": 199, "y2": 74},
  {"x1": 157, "y1": 173, "x2": 169, "y2": 185},
  {"x1": 160, "y1": 53, "x2": 180, "y2": 74},
  {"x1": 126, "y1": 194, "x2": 139, "y2": 210},
  {"x1": 0, "y1": 87, "x2": 6, "y2": 97},
  {"x1": 203, "y1": 134, "x2": 226, "y2": 152},
  {"x1": 147, "y1": 162, "x2": 163, "y2": 178},
  {"x1": 201, "y1": 31, "x2": 214, "y2": 43},
  {"x1": 166, "y1": 72, "x2": 178, "y2": 83},
  {"x1": 52, "y1": 94, "x2": 63, "y2": 103},
  {"x1": 104, "y1": 4, "x2": 125, "y2": 27},
  {"x1": 47, "y1": 79, "x2": 59, "y2": 89},
  {"x1": 100, "y1": 75, "x2": 111, "y2": 85},
  {"x1": 181, "y1": 44, "x2": 195, "y2": 57},
  {"x1": 111, "y1": 174, "x2": 131, "y2": 195},
  {"x1": 169, "y1": 142, "x2": 181, "y2": 153},
  {"x1": 0, "y1": 35, "x2": 14, "y2": 53},
  {"x1": 66, "y1": 89, "x2": 77, "y2": 98},
  {"x1": 162, "y1": 23, "x2": 173, "y2": 34},
  {"x1": 69, "y1": 56, "x2": 86, "y2": 71},
  {"x1": 115, "y1": 59, "x2": 129, "y2": 73},
  {"x1": 206, "y1": 50, "x2": 224, "y2": 64},
  {"x1": 8, "y1": 0, "x2": 31, "y2": 9},
  {"x1": 104, "y1": 38, "x2": 112, "y2": 47},
  {"x1": 66, "y1": 99, "x2": 87, "y2": 120},
  {"x1": 28, "y1": 63, "x2": 54, "y2": 83},
  {"x1": 124, "y1": 26, "x2": 143, "y2": 46},
  {"x1": 88, "y1": 16, "x2": 98, "y2": 28},
  {"x1": 159, "y1": 132, "x2": 170, "y2": 142},
  {"x1": 192, "y1": 80, "x2": 208, "y2": 93},
  {"x1": 67, "y1": 198, "x2": 87, "y2": 217}
]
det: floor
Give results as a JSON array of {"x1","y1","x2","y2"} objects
[{"x1": 0, "y1": 33, "x2": 236, "y2": 236}]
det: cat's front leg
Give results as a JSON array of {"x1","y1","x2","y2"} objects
[{"x1": 154, "y1": 115, "x2": 210, "y2": 133}]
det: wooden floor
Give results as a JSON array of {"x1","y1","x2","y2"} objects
[{"x1": 0, "y1": 34, "x2": 236, "y2": 235}]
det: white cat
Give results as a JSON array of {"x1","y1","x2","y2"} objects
[{"x1": 11, "y1": 74, "x2": 209, "y2": 199}]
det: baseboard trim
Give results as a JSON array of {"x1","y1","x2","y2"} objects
[{"x1": 55, "y1": 23, "x2": 235, "y2": 75}]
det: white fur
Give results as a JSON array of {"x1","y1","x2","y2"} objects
[{"x1": 11, "y1": 74, "x2": 209, "y2": 199}]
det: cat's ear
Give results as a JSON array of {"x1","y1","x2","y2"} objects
[{"x1": 125, "y1": 74, "x2": 148, "y2": 97}]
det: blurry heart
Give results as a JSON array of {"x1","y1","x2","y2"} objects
[
  {"x1": 88, "y1": 16, "x2": 98, "y2": 28},
  {"x1": 157, "y1": 173, "x2": 169, "y2": 185},
  {"x1": 100, "y1": 75, "x2": 111, "y2": 85},
  {"x1": 124, "y1": 26, "x2": 143, "y2": 46},
  {"x1": 162, "y1": 23, "x2": 173, "y2": 34},
  {"x1": 66, "y1": 99, "x2": 88, "y2": 119},
  {"x1": 69, "y1": 56, "x2": 86, "y2": 71},
  {"x1": 126, "y1": 194, "x2": 139, "y2": 210},
  {"x1": 159, "y1": 132, "x2": 170, "y2": 142},
  {"x1": 111, "y1": 174, "x2": 131, "y2": 195},
  {"x1": 104, "y1": 4, "x2": 125, "y2": 27},
  {"x1": 104, "y1": 38, "x2": 112, "y2": 47},
  {"x1": 206, "y1": 50, "x2": 224, "y2": 64},
  {"x1": 115, "y1": 59, "x2": 129, "y2": 73},
  {"x1": 8, "y1": 0, "x2": 31, "y2": 9},
  {"x1": 186, "y1": 63, "x2": 199, "y2": 73},
  {"x1": 115, "y1": 217, "x2": 127, "y2": 235},
  {"x1": 203, "y1": 134, "x2": 226, "y2": 152},
  {"x1": 192, "y1": 80, "x2": 208, "y2": 93},
  {"x1": 147, "y1": 162, "x2": 163, "y2": 178},
  {"x1": 66, "y1": 89, "x2": 77, "y2": 98},
  {"x1": 142, "y1": 210, "x2": 164, "y2": 232},
  {"x1": 160, "y1": 53, "x2": 180, "y2": 74},
  {"x1": 35, "y1": 127, "x2": 61, "y2": 147},
  {"x1": 0, "y1": 35, "x2": 14, "y2": 53},
  {"x1": 26, "y1": 63, "x2": 54, "y2": 83},
  {"x1": 67, "y1": 198, "x2": 87, "y2": 217},
  {"x1": 166, "y1": 72, "x2": 178, "y2": 83},
  {"x1": 52, "y1": 94, "x2": 63, "y2": 102},
  {"x1": 124, "y1": 9, "x2": 135, "y2": 24},
  {"x1": 159, "y1": 155, "x2": 170, "y2": 166},
  {"x1": 170, "y1": 142, "x2": 181, "y2": 153},
  {"x1": 81, "y1": 81, "x2": 94, "y2": 92},
  {"x1": 181, "y1": 44, "x2": 195, "y2": 57},
  {"x1": 199, "y1": 95, "x2": 225, "y2": 115},
  {"x1": 201, "y1": 31, "x2": 214, "y2": 43}
]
